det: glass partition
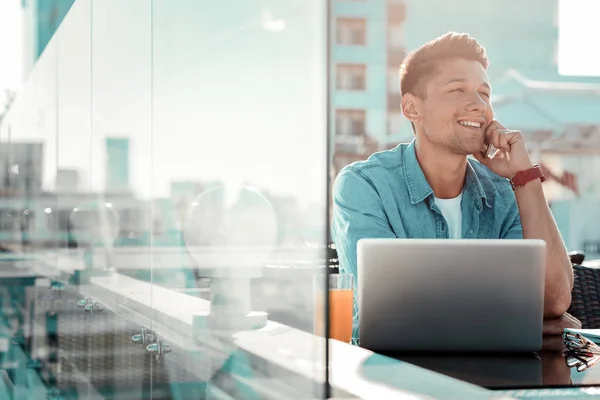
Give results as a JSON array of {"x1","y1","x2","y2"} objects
[
  {"x1": 1, "y1": 0, "x2": 330, "y2": 399},
  {"x1": 150, "y1": 1, "x2": 329, "y2": 397}
]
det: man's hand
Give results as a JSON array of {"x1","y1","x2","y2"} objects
[
  {"x1": 472, "y1": 120, "x2": 534, "y2": 178},
  {"x1": 542, "y1": 313, "x2": 582, "y2": 351}
]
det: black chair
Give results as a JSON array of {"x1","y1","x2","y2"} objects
[{"x1": 567, "y1": 251, "x2": 600, "y2": 329}]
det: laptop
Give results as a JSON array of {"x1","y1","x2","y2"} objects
[{"x1": 357, "y1": 239, "x2": 546, "y2": 353}]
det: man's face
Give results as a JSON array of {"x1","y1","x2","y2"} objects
[{"x1": 416, "y1": 57, "x2": 493, "y2": 155}]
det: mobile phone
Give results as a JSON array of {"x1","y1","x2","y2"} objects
[{"x1": 484, "y1": 138, "x2": 495, "y2": 158}]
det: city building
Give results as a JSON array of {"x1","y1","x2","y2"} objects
[
  {"x1": 0, "y1": 141, "x2": 43, "y2": 197},
  {"x1": 105, "y1": 137, "x2": 130, "y2": 193},
  {"x1": 331, "y1": 0, "x2": 409, "y2": 176},
  {"x1": 55, "y1": 168, "x2": 79, "y2": 193},
  {"x1": 21, "y1": 0, "x2": 76, "y2": 78}
]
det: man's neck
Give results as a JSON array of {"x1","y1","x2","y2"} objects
[{"x1": 414, "y1": 138, "x2": 467, "y2": 199}]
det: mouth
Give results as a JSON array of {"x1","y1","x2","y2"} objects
[{"x1": 457, "y1": 120, "x2": 484, "y2": 129}]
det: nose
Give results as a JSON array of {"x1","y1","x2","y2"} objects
[{"x1": 466, "y1": 93, "x2": 488, "y2": 113}]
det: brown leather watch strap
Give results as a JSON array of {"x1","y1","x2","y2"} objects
[{"x1": 510, "y1": 165, "x2": 546, "y2": 190}]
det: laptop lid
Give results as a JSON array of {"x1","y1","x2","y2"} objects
[{"x1": 357, "y1": 239, "x2": 546, "y2": 353}]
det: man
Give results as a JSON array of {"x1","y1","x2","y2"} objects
[{"x1": 331, "y1": 32, "x2": 580, "y2": 346}]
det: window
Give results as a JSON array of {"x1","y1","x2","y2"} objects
[
  {"x1": 336, "y1": 109, "x2": 366, "y2": 136},
  {"x1": 388, "y1": 111, "x2": 405, "y2": 135},
  {"x1": 336, "y1": 64, "x2": 366, "y2": 90},
  {"x1": 388, "y1": 67, "x2": 400, "y2": 93},
  {"x1": 388, "y1": 0, "x2": 406, "y2": 23},
  {"x1": 336, "y1": 18, "x2": 367, "y2": 45},
  {"x1": 389, "y1": 24, "x2": 404, "y2": 49}
]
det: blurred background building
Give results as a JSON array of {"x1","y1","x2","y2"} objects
[
  {"x1": 105, "y1": 137, "x2": 130, "y2": 194},
  {"x1": 0, "y1": 141, "x2": 43, "y2": 196},
  {"x1": 331, "y1": 0, "x2": 409, "y2": 175},
  {"x1": 22, "y1": 0, "x2": 76, "y2": 77}
]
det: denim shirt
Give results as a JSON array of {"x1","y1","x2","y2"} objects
[{"x1": 331, "y1": 140, "x2": 523, "y2": 342}]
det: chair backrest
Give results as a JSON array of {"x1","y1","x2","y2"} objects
[{"x1": 568, "y1": 261, "x2": 600, "y2": 329}]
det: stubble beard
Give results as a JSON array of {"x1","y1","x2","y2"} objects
[{"x1": 423, "y1": 123, "x2": 475, "y2": 156}]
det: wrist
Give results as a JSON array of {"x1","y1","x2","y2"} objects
[
  {"x1": 509, "y1": 162, "x2": 535, "y2": 179},
  {"x1": 510, "y1": 164, "x2": 545, "y2": 190}
]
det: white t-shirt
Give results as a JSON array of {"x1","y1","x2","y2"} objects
[{"x1": 434, "y1": 192, "x2": 463, "y2": 239}]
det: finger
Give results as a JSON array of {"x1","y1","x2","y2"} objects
[
  {"x1": 489, "y1": 129, "x2": 504, "y2": 152},
  {"x1": 499, "y1": 131, "x2": 512, "y2": 151},
  {"x1": 484, "y1": 120, "x2": 503, "y2": 140},
  {"x1": 497, "y1": 129, "x2": 523, "y2": 149},
  {"x1": 491, "y1": 129, "x2": 515, "y2": 152},
  {"x1": 484, "y1": 119, "x2": 505, "y2": 136}
]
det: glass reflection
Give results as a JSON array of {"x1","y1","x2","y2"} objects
[
  {"x1": 2, "y1": 0, "x2": 600, "y2": 398},
  {"x1": 563, "y1": 332, "x2": 600, "y2": 372},
  {"x1": 1, "y1": 0, "x2": 328, "y2": 398}
]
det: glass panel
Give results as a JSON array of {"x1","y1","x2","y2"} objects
[
  {"x1": 0, "y1": 0, "x2": 329, "y2": 398},
  {"x1": 1, "y1": 2, "x2": 61, "y2": 398},
  {"x1": 87, "y1": 0, "x2": 153, "y2": 397},
  {"x1": 56, "y1": 0, "x2": 91, "y2": 253},
  {"x1": 151, "y1": 0, "x2": 328, "y2": 398},
  {"x1": 2, "y1": 28, "x2": 58, "y2": 253}
]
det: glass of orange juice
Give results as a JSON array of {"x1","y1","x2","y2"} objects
[{"x1": 314, "y1": 273, "x2": 354, "y2": 343}]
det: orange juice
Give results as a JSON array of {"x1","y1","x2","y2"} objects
[{"x1": 314, "y1": 289, "x2": 354, "y2": 343}]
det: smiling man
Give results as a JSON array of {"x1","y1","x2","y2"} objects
[{"x1": 331, "y1": 32, "x2": 579, "y2": 345}]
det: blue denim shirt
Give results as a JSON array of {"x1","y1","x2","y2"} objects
[{"x1": 331, "y1": 140, "x2": 523, "y2": 341}]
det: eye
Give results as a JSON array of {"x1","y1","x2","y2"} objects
[
  {"x1": 480, "y1": 92, "x2": 490, "y2": 98},
  {"x1": 450, "y1": 88, "x2": 464, "y2": 93}
]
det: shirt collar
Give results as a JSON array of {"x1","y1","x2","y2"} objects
[{"x1": 402, "y1": 139, "x2": 490, "y2": 210}]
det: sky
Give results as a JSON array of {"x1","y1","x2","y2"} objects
[
  {"x1": 558, "y1": 0, "x2": 600, "y2": 76},
  {"x1": 0, "y1": 0, "x2": 23, "y2": 110}
]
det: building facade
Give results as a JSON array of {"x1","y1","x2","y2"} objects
[{"x1": 331, "y1": 0, "x2": 408, "y2": 175}]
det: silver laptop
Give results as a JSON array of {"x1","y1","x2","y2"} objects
[{"x1": 357, "y1": 239, "x2": 546, "y2": 353}]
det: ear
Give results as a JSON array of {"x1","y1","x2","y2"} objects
[{"x1": 401, "y1": 93, "x2": 420, "y2": 125}]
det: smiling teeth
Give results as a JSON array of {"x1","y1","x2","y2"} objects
[{"x1": 459, "y1": 121, "x2": 481, "y2": 128}]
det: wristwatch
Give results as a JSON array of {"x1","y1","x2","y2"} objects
[{"x1": 510, "y1": 165, "x2": 546, "y2": 190}]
